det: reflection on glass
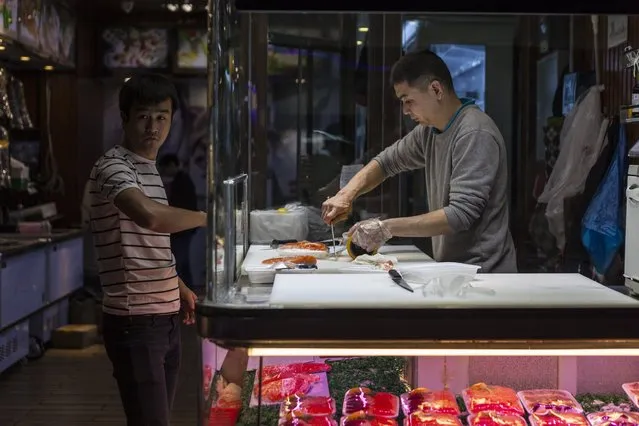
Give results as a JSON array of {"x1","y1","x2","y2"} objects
[{"x1": 431, "y1": 44, "x2": 486, "y2": 110}]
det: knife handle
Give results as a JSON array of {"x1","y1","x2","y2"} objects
[{"x1": 270, "y1": 239, "x2": 298, "y2": 248}]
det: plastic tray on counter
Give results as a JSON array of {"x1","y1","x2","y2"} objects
[
  {"x1": 279, "y1": 416, "x2": 338, "y2": 426},
  {"x1": 400, "y1": 388, "x2": 460, "y2": 416},
  {"x1": 529, "y1": 410, "x2": 589, "y2": 426},
  {"x1": 467, "y1": 411, "x2": 527, "y2": 426},
  {"x1": 403, "y1": 411, "x2": 463, "y2": 425},
  {"x1": 462, "y1": 383, "x2": 524, "y2": 415},
  {"x1": 280, "y1": 394, "x2": 337, "y2": 418},
  {"x1": 588, "y1": 411, "x2": 639, "y2": 426},
  {"x1": 517, "y1": 389, "x2": 583, "y2": 414},
  {"x1": 340, "y1": 412, "x2": 399, "y2": 426},
  {"x1": 342, "y1": 387, "x2": 400, "y2": 418}
]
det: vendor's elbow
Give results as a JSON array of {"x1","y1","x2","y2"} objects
[{"x1": 443, "y1": 203, "x2": 482, "y2": 232}]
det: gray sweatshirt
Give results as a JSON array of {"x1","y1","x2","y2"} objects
[{"x1": 374, "y1": 104, "x2": 517, "y2": 273}]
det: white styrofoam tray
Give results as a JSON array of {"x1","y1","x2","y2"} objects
[{"x1": 268, "y1": 273, "x2": 639, "y2": 308}]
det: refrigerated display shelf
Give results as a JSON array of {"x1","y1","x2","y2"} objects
[{"x1": 210, "y1": 356, "x2": 637, "y2": 425}]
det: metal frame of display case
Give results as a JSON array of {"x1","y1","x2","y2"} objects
[{"x1": 197, "y1": 0, "x2": 639, "y2": 349}]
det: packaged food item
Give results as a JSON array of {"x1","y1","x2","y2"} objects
[
  {"x1": 403, "y1": 411, "x2": 463, "y2": 425},
  {"x1": 588, "y1": 411, "x2": 639, "y2": 426},
  {"x1": 529, "y1": 410, "x2": 589, "y2": 426},
  {"x1": 462, "y1": 383, "x2": 524, "y2": 415},
  {"x1": 342, "y1": 387, "x2": 400, "y2": 418},
  {"x1": 262, "y1": 255, "x2": 319, "y2": 266},
  {"x1": 279, "y1": 415, "x2": 338, "y2": 426},
  {"x1": 623, "y1": 382, "x2": 639, "y2": 408},
  {"x1": 278, "y1": 241, "x2": 329, "y2": 258},
  {"x1": 262, "y1": 362, "x2": 332, "y2": 384},
  {"x1": 467, "y1": 411, "x2": 527, "y2": 426},
  {"x1": 253, "y1": 374, "x2": 321, "y2": 404},
  {"x1": 280, "y1": 394, "x2": 337, "y2": 418},
  {"x1": 208, "y1": 376, "x2": 242, "y2": 426},
  {"x1": 340, "y1": 412, "x2": 399, "y2": 426},
  {"x1": 518, "y1": 389, "x2": 583, "y2": 414},
  {"x1": 400, "y1": 388, "x2": 460, "y2": 416}
]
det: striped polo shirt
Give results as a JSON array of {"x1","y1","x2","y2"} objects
[{"x1": 87, "y1": 145, "x2": 180, "y2": 316}]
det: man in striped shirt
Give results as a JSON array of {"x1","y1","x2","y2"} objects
[{"x1": 87, "y1": 74, "x2": 205, "y2": 425}]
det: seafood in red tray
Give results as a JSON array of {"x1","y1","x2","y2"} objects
[
  {"x1": 462, "y1": 383, "x2": 524, "y2": 415},
  {"x1": 261, "y1": 362, "x2": 331, "y2": 384},
  {"x1": 279, "y1": 415, "x2": 338, "y2": 426},
  {"x1": 467, "y1": 411, "x2": 527, "y2": 426},
  {"x1": 530, "y1": 410, "x2": 589, "y2": 426},
  {"x1": 262, "y1": 255, "x2": 318, "y2": 266},
  {"x1": 400, "y1": 388, "x2": 460, "y2": 416},
  {"x1": 280, "y1": 394, "x2": 336, "y2": 417},
  {"x1": 403, "y1": 411, "x2": 463, "y2": 425},
  {"x1": 588, "y1": 411, "x2": 639, "y2": 426},
  {"x1": 253, "y1": 374, "x2": 321, "y2": 404},
  {"x1": 518, "y1": 389, "x2": 583, "y2": 414},
  {"x1": 340, "y1": 411, "x2": 399, "y2": 426},
  {"x1": 342, "y1": 387, "x2": 400, "y2": 418},
  {"x1": 280, "y1": 241, "x2": 329, "y2": 252}
]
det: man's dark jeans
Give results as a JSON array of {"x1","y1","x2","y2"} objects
[{"x1": 103, "y1": 313, "x2": 181, "y2": 426}]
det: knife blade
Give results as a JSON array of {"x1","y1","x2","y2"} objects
[
  {"x1": 388, "y1": 269, "x2": 414, "y2": 293},
  {"x1": 330, "y1": 224, "x2": 337, "y2": 258}
]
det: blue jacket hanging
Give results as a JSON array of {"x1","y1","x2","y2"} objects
[{"x1": 581, "y1": 120, "x2": 627, "y2": 274}]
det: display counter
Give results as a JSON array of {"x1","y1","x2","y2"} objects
[
  {"x1": 0, "y1": 228, "x2": 84, "y2": 374},
  {"x1": 196, "y1": 241, "x2": 639, "y2": 348}
]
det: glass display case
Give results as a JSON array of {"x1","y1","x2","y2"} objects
[{"x1": 197, "y1": 0, "x2": 639, "y2": 424}]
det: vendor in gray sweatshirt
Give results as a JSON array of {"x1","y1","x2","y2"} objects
[{"x1": 322, "y1": 49, "x2": 517, "y2": 273}]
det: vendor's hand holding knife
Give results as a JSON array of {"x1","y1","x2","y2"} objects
[
  {"x1": 321, "y1": 192, "x2": 354, "y2": 225},
  {"x1": 348, "y1": 218, "x2": 393, "y2": 252}
]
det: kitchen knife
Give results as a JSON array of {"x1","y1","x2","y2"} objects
[
  {"x1": 330, "y1": 224, "x2": 337, "y2": 258},
  {"x1": 388, "y1": 269, "x2": 414, "y2": 293},
  {"x1": 270, "y1": 239, "x2": 298, "y2": 249}
]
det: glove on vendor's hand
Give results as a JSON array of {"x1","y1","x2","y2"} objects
[{"x1": 348, "y1": 218, "x2": 392, "y2": 252}]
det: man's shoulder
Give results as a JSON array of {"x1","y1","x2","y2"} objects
[
  {"x1": 95, "y1": 146, "x2": 134, "y2": 170},
  {"x1": 454, "y1": 107, "x2": 503, "y2": 141}
]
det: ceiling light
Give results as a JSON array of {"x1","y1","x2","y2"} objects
[
  {"x1": 357, "y1": 40, "x2": 362, "y2": 46},
  {"x1": 0, "y1": 46, "x2": 6, "y2": 51},
  {"x1": 358, "y1": 27, "x2": 369, "y2": 32},
  {"x1": 44, "y1": 65, "x2": 54, "y2": 71},
  {"x1": 181, "y1": 1, "x2": 193, "y2": 12},
  {"x1": 166, "y1": 3, "x2": 178, "y2": 11},
  {"x1": 19, "y1": 56, "x2": 30, "y2": 61}
]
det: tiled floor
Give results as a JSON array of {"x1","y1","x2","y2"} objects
[{"x1": 0, "y1": 326, "x2": 200, "y2": 426}]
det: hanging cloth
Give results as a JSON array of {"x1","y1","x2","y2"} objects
[{"x1": 581, "y1": 119, "x2": 627, "y2": 274}]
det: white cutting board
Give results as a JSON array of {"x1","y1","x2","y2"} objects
[
  {"x1": 241, "y1": 244, "x2": 433, "y2": 274},
  {"x1": 269, "y1": 273, "x2": 639, "y2": 308}
]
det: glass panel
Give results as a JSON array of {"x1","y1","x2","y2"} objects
[{"x1": 203, "y1": 8, "x2": 638, "y2": 316}]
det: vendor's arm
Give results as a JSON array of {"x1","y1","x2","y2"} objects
[
  {"x1": 383, "y1": 130, "x2": 500, "y2": 237},
  {"x1": 323, "y1": 126, "x2": 428, "y2": 224}
]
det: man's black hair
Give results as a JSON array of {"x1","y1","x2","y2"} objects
[
  {"x1": 119, "y1": 73, "x2": 179, "y2": 120},
  {"x1": 390, "y1": 49, "x2": 455, "y2": 93},
  {"x1": 158, "y1": 153, "x2": 180, "y2": 168}
]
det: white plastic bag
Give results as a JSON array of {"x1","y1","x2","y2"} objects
[{"x1": 537, "y1": 85, "x2": 609, "y2": 252}]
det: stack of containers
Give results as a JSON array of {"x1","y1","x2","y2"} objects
[
  {"x1": 340, "y1": 387, "x2": 400, "y2": 425},
  {"x1": 462, "y1": 383, "x2": 527, "y2": 426},
  {"x1": 278, "y1": 394, "x2": 338, "y2": 426},
  {"x1": 400, "y1": 388, "x2": 462, "y2": 425},
  {"x1": 517, "y1": 389, "x2": 588, "y2": 425}
]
